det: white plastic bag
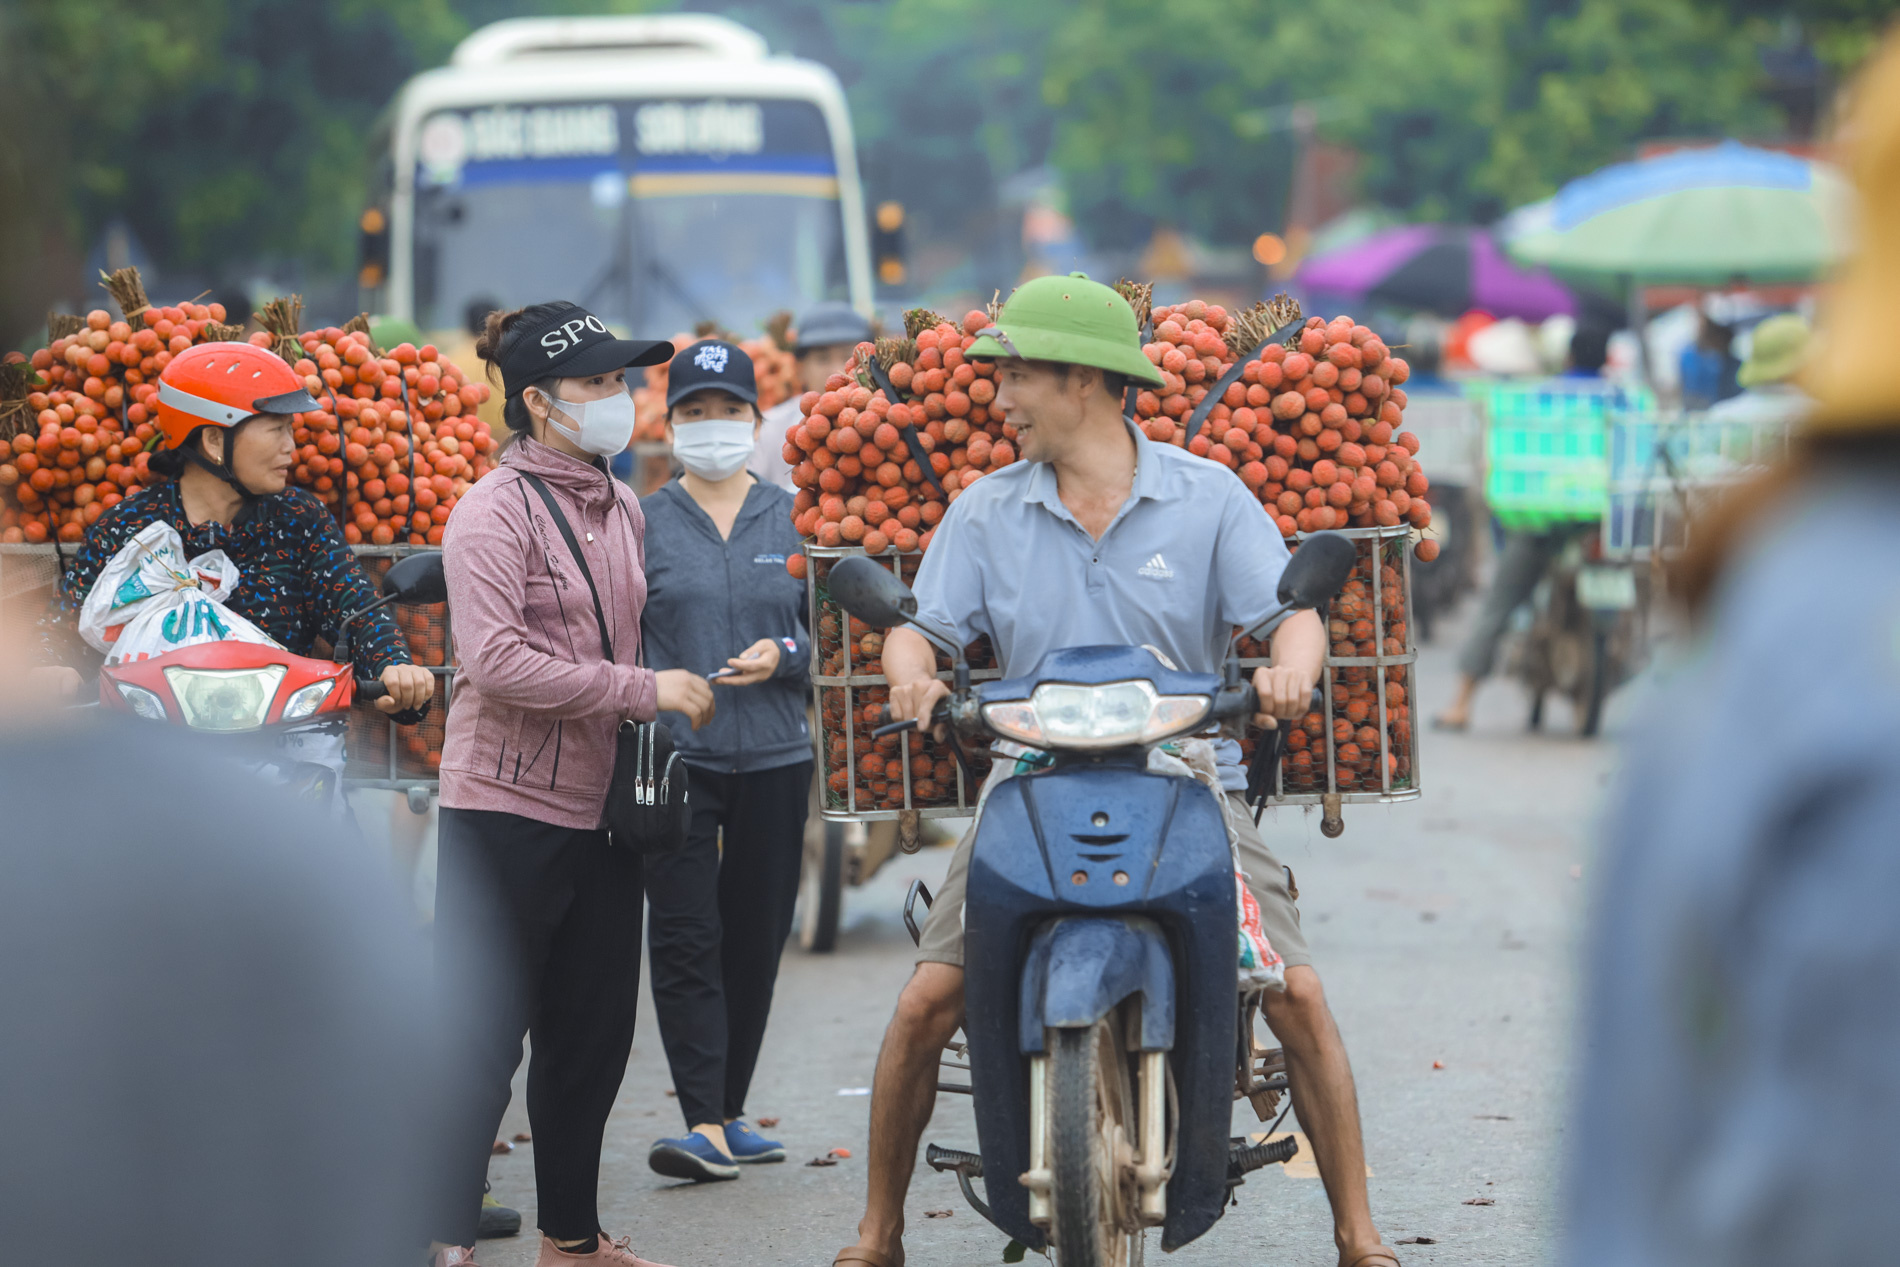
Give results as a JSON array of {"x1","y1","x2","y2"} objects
[{"x1": 78, "y1": 521, "x2": 280, "y2": 665}]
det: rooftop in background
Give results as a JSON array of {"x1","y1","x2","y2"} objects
[{"x1": 450, "y1": 15, "x2": 769, "y2": 67}]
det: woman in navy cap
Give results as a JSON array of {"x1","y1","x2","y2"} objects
[{"x1": 639, "y1": 340, "x2": 814, "y2": 1182}]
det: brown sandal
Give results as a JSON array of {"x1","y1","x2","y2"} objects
[
  {"x1": 1342, "y1": 1249, "x2": 1402, "y2": 1267},
  {"x1": 832, "y1": 1249, "x2": 900, "y2": 1267}
]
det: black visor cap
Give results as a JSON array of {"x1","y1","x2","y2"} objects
[
  {"x1": 252, "y1": 387, "x2": 323, "y2": 415},
  {"x1": 499, "y1": 303, "x2": 674, "y2": 398}
]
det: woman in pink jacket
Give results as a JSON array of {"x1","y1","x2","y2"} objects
[{"x1": 428, "y1": 302, "x2": 713, "y2": 1267}]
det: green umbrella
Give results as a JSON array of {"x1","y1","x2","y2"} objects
[{"x1": 1505, "y1": 141, "x2": 1852, "y2": 286}]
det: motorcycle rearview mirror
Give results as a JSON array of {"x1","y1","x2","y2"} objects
[
  {"x1": 381, "y1": 551, "x2": 447, "y2": 606},
  {"x1": 828, "y1": 556, "x2": 914, "y2": 627},
  {"x1": 1227, "y1": 531, "x2": 1361, "y2": 678},
  {"x1": 827, "y1": 556, "x2": 962, "y2": 662},
  {"x1": 334, "y1": 552, "x2": 447, "y2": 662},
  {"x1": 1276, "y1": 531, "x2": 1357, "y2": 610}
]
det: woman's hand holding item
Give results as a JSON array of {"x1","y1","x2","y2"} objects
[
  {"x1": 720, "y1": 638, "x2": 782, "y2": 686},
  {"x1": 655, "y1": 669, "x2": 716, "y2": 729}
]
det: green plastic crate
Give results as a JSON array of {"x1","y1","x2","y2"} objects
[{"x1": 1473, "y1": 380, "x2": 1651, "y2": 530}]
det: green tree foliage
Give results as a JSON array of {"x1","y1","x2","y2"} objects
[
  {"x1": 2, "y1": 0, "x2": 1891, "y2": 344},
  {"x1": 951, "y1": 0, "x2": 1790, "y2": 238},
  {"x1": 1328, "y1": 0, "x2": 1786, "y2": 220},
  {"x1": 0, "y1": 0, "x2": 662, "y2": 340},
  {"x1": 733, "y1": 0, "x2": 1867, "y2": 252}
]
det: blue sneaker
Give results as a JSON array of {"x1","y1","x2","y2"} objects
[
  {"x1": 647, "y1": 1132, "x2": 739, "y2": 1182},
  {"x1": 723, "y1": 1118, "x2": 786, "y2": 1164}
]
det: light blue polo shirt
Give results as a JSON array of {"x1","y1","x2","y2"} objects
[{"x1": 912, "y1": 423, "x2": 1291, "y2": 785}]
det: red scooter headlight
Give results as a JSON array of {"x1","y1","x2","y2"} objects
[{"x1": 161, "y1": 665, "x2": 286, "y2": 731}]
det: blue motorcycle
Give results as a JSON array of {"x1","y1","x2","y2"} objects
[{"x1": 827, "y1": 532, "x2": 1356, "y2": 1266}]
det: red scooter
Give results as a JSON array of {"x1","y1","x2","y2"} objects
[{"x1": 94, "y1": 553, "x2": 444, "y2": 802}]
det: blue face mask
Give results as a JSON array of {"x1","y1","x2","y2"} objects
[{"x1": 670, "y1": 420, "x2": 756, "y2": 480}]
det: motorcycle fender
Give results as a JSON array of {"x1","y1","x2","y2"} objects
[
  {"x1": 1018, "y1": 916, "x2": 1174, "y2": 1053},
  {"x1": 963, "y1": 772, "x2": 1239, "y2": 1252}
]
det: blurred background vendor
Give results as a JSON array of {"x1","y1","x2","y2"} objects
[{"x1": 751, "y1": 301, "x2": 874, "y2": 490}]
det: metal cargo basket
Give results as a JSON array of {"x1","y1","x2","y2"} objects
[
  {"x1": 1602, "y1": 404, "x2": 1796, "y2": 561},
  {"x1": 1238, "y1": 524, "x2": 1422, "y2": 835},
  {"x1": 342, "y1": 545, "x2": 453, "y2": 798},
  {"x1": 808, "y1": 545, "x2": 1001, "y2": 822}
]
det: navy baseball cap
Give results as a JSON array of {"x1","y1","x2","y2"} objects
[
  {"x1": 666, "y1": 340, "x2": 757, "y2": 408},
  {"x1": 498, "y1": 302, "x2": 673, "y2": 399}
]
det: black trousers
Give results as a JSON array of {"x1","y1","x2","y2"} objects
[
  {"x1": 644, "y1": 760, "x2": 812, "y2": 1129},
  {"x1": 432, "y1": 807, "x2": 643, "y2": 1246}
]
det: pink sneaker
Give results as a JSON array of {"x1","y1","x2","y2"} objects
[
  {"x1": 534, "y1": 1233, "x2": 676, "y2": 1267},
  {"x1": 430, "y1": 1249, "x2": 483, "y2": 1267}
]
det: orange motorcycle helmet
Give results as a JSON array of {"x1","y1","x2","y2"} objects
[{"x1": 153, "y1": 341, "x2": 321, "y2": 452}]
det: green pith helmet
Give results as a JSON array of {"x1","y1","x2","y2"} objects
[
  {"x1": 1737, "y1": 312, "x2": 1810, "y2": 388},
  {"x1": 968, "y1": 273, "x2": 1165, "y2": 388}
]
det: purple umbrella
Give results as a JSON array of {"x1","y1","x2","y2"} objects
[{"x1": 1295, "y1": 224, "x2": 1578, "y2": 321}]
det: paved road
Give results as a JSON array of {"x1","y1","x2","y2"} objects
[{"x1": 460, "y1": 599, "x2": 1625, "y2": 1267}]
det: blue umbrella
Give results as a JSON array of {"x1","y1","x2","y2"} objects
[{"x1": 1505, "y1": 141, "x2": 1851, "y2": 285}]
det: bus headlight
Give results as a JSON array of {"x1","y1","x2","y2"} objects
[{"x1": 982, "y1": 681, "x2": 1212, "y2": 751}]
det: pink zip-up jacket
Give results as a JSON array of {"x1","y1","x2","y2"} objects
[{"x1": 439, "y1": 437, "x2": 659, "y2": 830}]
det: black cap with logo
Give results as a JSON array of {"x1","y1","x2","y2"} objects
[
  {"x1": 498, "y1": 303, "x2": 674, "y2": 399},
  {"x1": 665, "y1": 340, "x2": 758, "y2": 409}
]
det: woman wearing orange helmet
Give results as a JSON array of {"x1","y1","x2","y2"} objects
[{"x1": 36, "y1": 341, "x2": 434, "y2": 713}]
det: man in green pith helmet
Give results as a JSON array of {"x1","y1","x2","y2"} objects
[{"x1": 829, "y1": 275, "x2": 1397, "y2": 1267}]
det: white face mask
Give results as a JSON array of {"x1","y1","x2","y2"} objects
[
  {"x1": 531, "y1": 387, "x2": 637, "y2": 457},
  {"x1": 670, "y1": 419, "x2": 757, "y2": 480}
]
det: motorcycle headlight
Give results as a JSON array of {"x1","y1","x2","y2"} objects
[
  {"x1": 281, "y1": 680, "x2": 338, "y2": 722},
  {"x1": 115, "y1": 682, "x2": 168, "y2": 722},
  {"x1": 162, "y1": 665, "x2": 286, "y2": 732},
  {"x1": 982, "y1": 680, "x2": 1212, "y2": 751}
]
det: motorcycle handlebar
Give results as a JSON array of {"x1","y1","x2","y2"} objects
[
  {"x1": 873, "y1": 700, "x2": 951, "y2": 738},
  {"x1": 355, "y1": 678, "x2": 430, "y2": 727}
]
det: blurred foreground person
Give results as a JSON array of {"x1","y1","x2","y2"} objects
[
  {"x1": 1565, "y1": 35, "x2": 1900, "y2": 1267},
  {"x1": 0, "y1": 668, "x2": 433, "y2": 1265}
]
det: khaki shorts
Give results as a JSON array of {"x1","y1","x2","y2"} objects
[{"x1": 916, "y1": 789, "x2": 1309, "y2": 971}]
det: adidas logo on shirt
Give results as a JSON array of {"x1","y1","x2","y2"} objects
[{"x1": 1137, "y1": 552, "x2": 1174, "y2": 580}]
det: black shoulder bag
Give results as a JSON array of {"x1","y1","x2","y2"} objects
[{"x1": 516, "y1": 471, "x2": 687, "y2": 851}]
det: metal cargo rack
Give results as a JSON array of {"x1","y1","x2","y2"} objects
[
  {"x1": 343, "y1": 545, "x2": 451, "y2": 808},
  {"x1": 1239, "y1": 524, "x2": 1422, "y2": 836},
  {"x1": 1602, "y1": 404, "x2": 1796, "y2": 561},
  {"x1": 808, "y1": 545, "x2": 1002, "y2": 822}
]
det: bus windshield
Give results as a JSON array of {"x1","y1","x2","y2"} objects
[{"x1": 410, "y1": 98, "x2": 848, "y2": 338}]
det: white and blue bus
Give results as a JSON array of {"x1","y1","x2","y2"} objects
[{"x1": 363, "y1": 15, "x2": 872, "y2": 341}]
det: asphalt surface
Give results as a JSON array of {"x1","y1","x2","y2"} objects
[{"x1": 448, "y1": 595, "x2": 1627, "y2": 1267}]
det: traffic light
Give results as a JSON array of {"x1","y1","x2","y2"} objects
[
  {"x1": 358, "y1": 207, "x2": 390, "y2": 290},
  {"x1": 873, "y1": 200, "x2": 906, "y2": 288}
]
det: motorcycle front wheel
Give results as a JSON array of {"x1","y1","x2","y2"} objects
[{"x1": 1047, "y1": 1010, "x2": 1145, "y2": 1267}]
